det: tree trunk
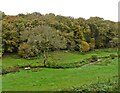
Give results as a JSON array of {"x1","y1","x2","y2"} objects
[{"x1": 43, "y1": 50, "x2": 47, "y2": 67}]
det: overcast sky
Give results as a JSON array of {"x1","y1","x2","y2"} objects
[{"x1": 0, "y1": 0, "x2": 119, "y2": 22}]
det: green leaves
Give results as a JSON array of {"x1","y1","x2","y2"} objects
[
  {"x1": 18, "y1": 43, "x2": 40, "y2": 58},
  {"x1": 2, "y1": 12, "x2": 118, "y2": 55}
]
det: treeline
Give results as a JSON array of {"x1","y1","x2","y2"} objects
[{"x1": 1, "y1": 11, "x2": 118, "y2": 58}]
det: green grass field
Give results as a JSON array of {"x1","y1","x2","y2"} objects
[{"x1": 2, "y1": 48, "x2": 118, "y2": 91}]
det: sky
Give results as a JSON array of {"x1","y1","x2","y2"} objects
[{"x1": 0, "y1": 0, "x2": 119, "y2": 22}]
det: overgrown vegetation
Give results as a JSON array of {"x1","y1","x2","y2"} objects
[{"x1": 64, "y1": 76, "x2": 119, "y2": 92}]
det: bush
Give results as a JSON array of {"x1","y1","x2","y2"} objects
[
  {"x1": 91, "y1": 54, "x2": 98, "y2": 62},
  {"x1": 80, "y1": 41, "x2": 90, "y2": 52},
  {"x1": 68, "y1": 77, "x2": 118, "y2": 92},
  {"x1": 109, "y1": 54, "x2": 116, "y2": 59},
  {"x1": 18, "y1": 43, "x2": 40, "y2": 58}
]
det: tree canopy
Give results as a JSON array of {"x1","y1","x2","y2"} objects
[{"x1": 1, "y1": 12, "x2": 118, "y2": 58}]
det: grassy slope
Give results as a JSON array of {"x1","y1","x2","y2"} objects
[
  {"x1": 2, "y1": 48, "x2": 117, "y2": 68},
  {"x1": 2, "y1": 48, "x2": 118, "y2": 91}
]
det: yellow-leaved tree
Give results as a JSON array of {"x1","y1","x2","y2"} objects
[{"x1": 80, "y1": 40, "x2": 90, "y2": 52}]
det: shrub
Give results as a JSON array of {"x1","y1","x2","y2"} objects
[
  {"x1": 18, "y1": 43, "x2": 40, "y2": 58},
  {"x1": 109, "y1": 54, "x2": 116, "y2": 59},
  {"x1": 80, "y1": 41, "x2": 90, "y2": 52},
  {"x1": 91, "y1": 54, "x2": 98, "y2": 62},
  {"x1": 68, "y1": 77, "x2": 118, "y2": 92}
]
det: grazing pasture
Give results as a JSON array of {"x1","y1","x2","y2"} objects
[{"x1": 2, "y1": 48, "x2": 118, "y2": 91}]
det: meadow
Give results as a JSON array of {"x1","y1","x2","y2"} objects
[{"x1": 2, "y1": 48, "x2": 118, "y2": 91}]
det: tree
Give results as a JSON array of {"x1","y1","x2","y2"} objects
[
  {"x1": 18, "y1": 43, "x2": 39, "y2": 58},
  {"x1": 20, "y1": 25, "x2": 67, "y2": 67},
  {"x1": 2, "y1": 16, "x2": 20, "y2": 53},
  {"x1": 76, "y1": 18, "x2": 91, "y2": 42},
  {"x1": 72, "y1": 25, "x2": 85, "y2": 51},
  {"x1": 2, "y1": 12, "x2": 118, "y2": 55},
  {"x1": 64, "y1": 32, "x2": 76, "y2": 50},
  {"x1": 109, "y1": 37, "x2": 118, "y2": 47},
  {"x1": 89, "y1": 38, "x2": 95, "y2": 50}
]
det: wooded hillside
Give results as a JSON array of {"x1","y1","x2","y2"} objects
[{"x1": 1, "y1": 11, "x2": 118, "y2": 58}]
